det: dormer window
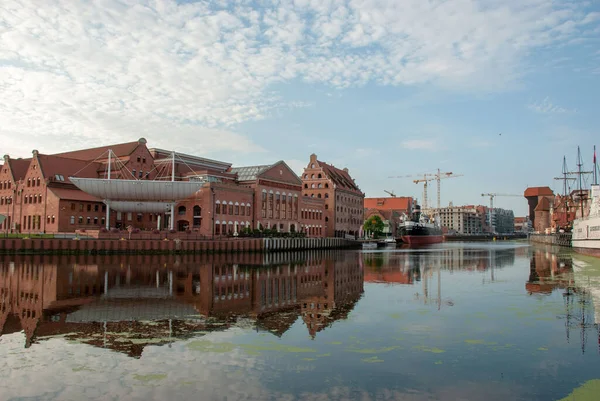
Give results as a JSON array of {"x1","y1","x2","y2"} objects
[{"x1": 54, "y1": 174, "x2": 65, "y2": 181}]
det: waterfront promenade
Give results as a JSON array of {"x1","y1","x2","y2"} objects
[{"x1": 0, "y1": 236, "x2": 359, "y2": 255}]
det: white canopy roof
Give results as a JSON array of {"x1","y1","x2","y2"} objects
[
  {"x1": 70, "y1": 177, "x2": 203, "y2": 201},
  {"x1": 104, "y1": 200, "x2": 175, "y2": 213}
]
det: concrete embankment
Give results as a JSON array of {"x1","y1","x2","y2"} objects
[
  {"x1": 0, "y1": 237, "x2": 359, "y2": 255},
  {"x1": 529, "y1": 233, "x2": 572, "y2": 247}
]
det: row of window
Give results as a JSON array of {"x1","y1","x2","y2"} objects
[
  {"x1": 305, "y1": 192, "x2": 329, "y2": 199},
  {"x1": 303, "y1": 173, "x2": 323, "y2": 179},
  {"x1": 304, "y1": 183, "x2": 330, "y2": 189},
  {"x1": 71, "y1": 203, "x2": 106, "y2": 213},
  {"x1": 336, "y1": 217, "x2": 362, "y2": 225},
  {"x1": 23, "y1": 215, "x2": 41, "y2": 230},
  {"x1": 261, "y1": 193, "x2": 300, "y2": 220},
  {"x1": 336, "y1": 206, "x2": 362, "y2": 215},
  {"x1": 27, "y1": 177, "x2": 42, "y2": 187},
  {"x1": 1, "y1": 181, "x2": 12, "y2": 190},
  {"x1": 301, "y1": 210, "x2": 322, "y2": 220},
  {"x1": 216, "y1": 203, "x2": 250, "y2": 216},
  {"x1": 23, "y1": 194, "x2": 42, "y2": 204},
  {"x1": 0, "y1": 196, "x2": 12, "y2": 205},
  {"x1": 131, "y1": 169, "x2": 150, "y2": 179},
  {"x1": 337, "y1": 194, "x2": 362, "y2": 205},
  {"x1": 136, "y1": 156, "x2": 148, "y2": 164},
  {"x1": 70, "y1": 216, "x2": 107, "y2": 226}
]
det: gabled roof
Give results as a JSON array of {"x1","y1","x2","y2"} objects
[
  {"x1": 535, "y1": 197, "x2": 551, "y2": 211},
  {"x1": 37, "y1": 154, "x2": 102, "y2": 184},
  {"x1": 52, "y1": 140, "x2": 142, "y2": 161},
  {"x1": 230, "y1": 164, "x2": 271, "y2": 181},
  {"x1": 317, "y1": 160, "x2": 362, "y2": 194},
  {"x1": 6, "y1": 158, "x2": 31, "y2": 181},
  {"x1": 524, "y1": 187, "x2": 553, "y2": 197}
]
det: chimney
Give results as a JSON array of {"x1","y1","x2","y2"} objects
[
  {"x1": 32, "y1": 150, "x2": 39, "y2": 156},
  {"x1": 3, "y1": 154, "x2": 9, "y2": 162}
]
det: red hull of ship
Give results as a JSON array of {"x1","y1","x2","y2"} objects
[{"x1": 401, "y1": 235, "x2": 444, "y2": 245}]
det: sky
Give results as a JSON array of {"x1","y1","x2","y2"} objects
[{"x1": 1, "y1": 0, "x2": 599, "y2": 216}]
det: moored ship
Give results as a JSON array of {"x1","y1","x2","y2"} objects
[
  {"x1": 397, "y1": 204, "x2": 443, "y2": 245},
  {"x1": 572, "y1": 184, "x2": 600, "y2": 256}
]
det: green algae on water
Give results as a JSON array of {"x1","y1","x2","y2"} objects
[
  {"x1": 133, "y1": 374, "x2": 167, "y2": 383},
  {"x1": 558, "y1": 379, "x2": 600, "y2": 401},
  {"x1": 413, "y1": 345, "x2": 445, "y2": 354},
  {"x1": 361, "y1": 356, "x2": 384, "y2": 363},
  {"x1": 186, "y1": 340, "x2": 236, "y2": 353},
  {"x1": 346, "y1": 346, "x2": 401, "y2": 354}
]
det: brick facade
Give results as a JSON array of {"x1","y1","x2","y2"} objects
[{"x1": 301, "y1": 154, "x2": 364, "y2": 238}]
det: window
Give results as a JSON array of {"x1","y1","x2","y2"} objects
[
  {"x1": 47, "y1": 215, "x2": 50, "y2": 224},
  {"x1": 87, "y1": 204, "x2": 91, "y2": 212},
  {"x1": 311, "y1": 163, "x2": 315, "y2": 168},
  {"x1": 228, "y1": 204, "x2": 233, "y2": 214},
  {"x1": 27, "y1": 178, "x2": 31, "y2": 187},
  {"x1": 79, "y1": 204, "x2": 83, "y2": 212},
  {"x1": 193, "y1": 206, "x2": 201, "y2": 227},
  {"x1": 247, "y1": 205, "x2": 251, "y2": 216},
  {"x1": 143, "y1": 157, "x2": 146, "y2": 164},
  {"x1": 24, "y1": 196, "x2": 28, "y2": 204},
  {"x1": 102, "y1": 205, "x2": 106, "y2": 212},
  {"x1": 178, "y1": 206, "x2": 186, "y2": 215},
  {"x1": 235, "y1": 205, "x2": 239, "y2": 215},
  {"x1": 86, "y1": 217, "x2": 91, "y2": 225},
  {"x1": 94, "y1": 205, "x2": 99, "y2": 212},
  {"x1": 78, "y1": 216, "x2": 83, "y2": 224},
  {"x1": 139, "y1": 171, "x2": 143, "y2": 178},
  {"x1": 137, "y1": 157, "x2": 141, "y2": 162},
  {"x1": 127, "y1": 213, "x2": 132, "y2": 221},
  {"x1": 215, "y1": 223, "x2": 221, "y2": 235},
  {"x1": 132, "y1": 169, "x2": 136, "y2": 178},
  {"x1": 311, "y1": 174, "x2": 314, "y2": 178},
  {"x1": 216, "y1": 203, "x2": 221, "y2": 214},
  {"x1": 70, "y1": 216, "x2": 75, "y2": 224},
  {"x1": 325, "y1": 193, "x2": 329, "y2": 198},
  {"x1": 318, "y1": 174, "x2": 322, "y2": 178},
  {"x1": 36, "y1": 178, "x2": 40, "y2": 186},
  {"x1": 101, "y1": 217, "x2": 105, "y2": 226},
  {"x1": 137, "y1": 213, "x2": 142, "y2": 222}
]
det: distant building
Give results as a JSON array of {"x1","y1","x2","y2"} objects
[
  {"x1": 301, "y1": 154, "x2": 364, "y2": 238},
  {"x1": 514, "y1": 216, "x2": 532, "y2": 233},
  {"x1": 493, "y1": 208, "x2": 515, "y2": 234},
  {"x1": 364, "y1": 197, "x2": 413, "y2": 214},
  {"x1": 438, "y1": 205, "x2": 484, "y2": 235}
]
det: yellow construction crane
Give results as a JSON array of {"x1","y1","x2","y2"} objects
[
  {"x1": 413, "y1": 170, "x2": 463, "y2": 211},
  {"x1": 481, "y1": 193, "x2": 522, "y2": 232}
]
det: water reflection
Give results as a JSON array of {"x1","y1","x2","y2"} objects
[
  {"x1": 526, "y1": 246, "x2": 600, "y2": 355},
  {"x1": 0, "y1": 251, "x2": 364, "y2": 355}
]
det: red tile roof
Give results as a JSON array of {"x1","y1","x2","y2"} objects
[
  {"x1": 317, "y1": 160, "x2": 362, "y2": 194},
  {"x1": 364, "y1": 197, "x2": 411, "y2": 210},
  {"x1": 52, "y1": 141, "x2": 141, "y2": 161},
  {"x1": 48, "y1": 187, "x2": 102, "y2": 202},
  {"x1": 37, "y1": 154, "x2": 102, "y2": 184},
  {"x1": 524, "y1": 187, "x2": 554, "y2": 197},
  {"x1": 8, "y1": 158, "x2": 31, "y2": 181}
]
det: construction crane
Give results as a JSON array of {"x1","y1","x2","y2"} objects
[
  {"x1": 413, "y1": 170, "x2": 463, "y2": 212},
  {"x1": 481, "y1": 193, "x2": 522, "y2": 233},
  {"x1": 384, "y1": 190, "x2": 396, "y2": 197}
]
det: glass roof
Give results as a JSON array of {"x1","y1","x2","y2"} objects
[
  {"x1": 70, "y1": 178, "x2": 203, "y2": 201},
  {"x1": 230, "y1": 165, "x2": 271, "y2": 181}
]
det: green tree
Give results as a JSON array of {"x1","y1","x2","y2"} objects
[{"x1": 363, "y1": 215, "x2": 384, "y2": 238}]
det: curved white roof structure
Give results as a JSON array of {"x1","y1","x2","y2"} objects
[
  {"x1": 104, "y1": 201, "x2": 175, "y2": 213},
  {"x1": 70, "y1": 178, "x2": 203, "y2": 201}
]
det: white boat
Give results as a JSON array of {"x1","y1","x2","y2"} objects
[{"x1": 572, "y1": 183, "x2": 600, "y2": 256}]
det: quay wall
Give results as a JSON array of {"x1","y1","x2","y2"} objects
[
  {"x1": 529, "y1": 233, "x2": 572, "y2": 247},
  {"x1": 0, "y1": 237, "x2": 358, "y2": 255}
]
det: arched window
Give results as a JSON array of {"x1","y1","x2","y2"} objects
[
  {"x1": 193, "y1": 205, "x2": 202, "y2": 227},
  {"x1": 311, "y1": 163, "x2": 315, "y2": 168},
  {"x1": 325, "y1": 193, "x2": 329, "y2": 198},
  {"x1": 311, "y1": 174, "x2": 314, "y2": 179},
  {"x1": 318, "y1": 183, "x2": 322, "y2": 188},
  {"x1": 325, "y1": 183, "x2": 329, "y2": 188},
  {"x1": 178, "y1": 206, "x2": 186, "y2": 215},
  {"x1": 325, "y1": 204, "x2": 328, "y2": 209},
  {"x1": 304, "y1": 184, "x2": 308, "y2": 189},
  {"x1": 317, "y1": 194, "x2": 322, "y2": 198},
  {"x1": 318, "y1": 174, "x2": 322, "y2": 178}
]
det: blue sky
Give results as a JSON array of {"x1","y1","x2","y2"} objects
[{"x1": 1, "y1": 0, "x2": 599, "y2": 216}]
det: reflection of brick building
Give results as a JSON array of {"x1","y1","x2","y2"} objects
[
  {"x1": 526, "y1": 249, "x2": 573, "y2": 295},
  {"x1": 1, "y1": 252, "x2": 364, "y2": 351},
  {"x1": 301, "y1": 154, "x2": 364, "y2": 238}
]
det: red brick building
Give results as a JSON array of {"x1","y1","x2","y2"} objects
[
  {"x1": 301, "y1": 154, "x2": 364, "y2": 238},
  {"x1": 524, "y1": 187, "x2": 554, "y2": 233},
  {"x1": 1, "y1": 140, "x2": 326, "y2": 237}
]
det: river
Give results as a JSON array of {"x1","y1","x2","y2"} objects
[{"x1": 1, "y1": 242, "x2": 599, "y2": 401}]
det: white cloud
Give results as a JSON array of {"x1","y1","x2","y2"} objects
[
  {"x1": 401, "y1": 139, "x2": 438, "y2": 151},
  {"x1": 527, "y1": 97, "x2": 575, "y2": 114},
  {"x1": 0, "y1": 0, "x2": 598, "y2": 157}
]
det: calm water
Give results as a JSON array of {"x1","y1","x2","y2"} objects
[{"x1": 2, "y1": 242, "x2": 600, "y2": 401}]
